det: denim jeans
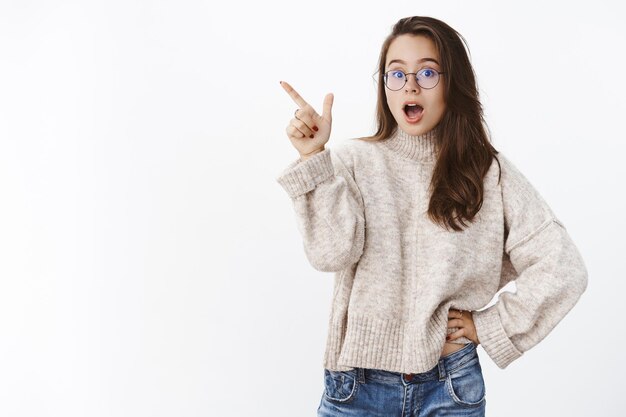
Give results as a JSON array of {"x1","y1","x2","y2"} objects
[{"x1": 317, "y1": 342, "x2": 486, "y2": 417}]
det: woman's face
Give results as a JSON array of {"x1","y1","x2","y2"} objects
[{"x1": 384, "y1": 34, "x2": 446, "y2": 136}]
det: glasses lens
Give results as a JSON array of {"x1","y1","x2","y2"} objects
[
  {"x1": 385, "y1": 70, "x2": 406, "y2": 90},
  {"x1": 417, "y1": 68, "x2": 439, "y2": 89}
]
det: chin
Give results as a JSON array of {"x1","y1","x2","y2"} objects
[
  {"x1": 394, "y1": 110, "x2": 435, "y2": 135},
  {"x1": 400, "y1": 123, "x2": 432, "y2": 136}
]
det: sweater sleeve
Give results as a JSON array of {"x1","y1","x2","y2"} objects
[
  {"x1": 472, "y1": 154, "x2": 588, "y2": 369},
  {"x1": 275, "y1": 146, "x2": 366, "y2": 272}
]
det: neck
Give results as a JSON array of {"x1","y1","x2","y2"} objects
[{"x1": 380, "y1": 125, "x2": 441, "y2": 162}]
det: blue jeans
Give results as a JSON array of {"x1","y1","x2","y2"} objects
[{"x1": 317, "y1": 342, "x2": 486, "y2": 417}]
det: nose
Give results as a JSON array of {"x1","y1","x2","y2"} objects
[{"x1": 404, "y1": 74, "x2": 420, "y2": 92}]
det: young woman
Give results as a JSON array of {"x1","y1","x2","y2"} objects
[{"x1": 276, "y1": 16, "x2": 588, "y2": 416}]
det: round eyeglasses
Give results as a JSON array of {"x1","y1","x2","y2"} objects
[{"x1": 383, "y1": 68, "x2": 445, "y2": 90}]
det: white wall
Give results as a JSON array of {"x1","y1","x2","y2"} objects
[{"x1": 0, "y1": 0, "x2": 623, "y2": 416}]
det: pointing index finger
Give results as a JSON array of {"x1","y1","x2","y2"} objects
[{"x1": 280, "y1": 81, "x2": 311, "y2": 111}]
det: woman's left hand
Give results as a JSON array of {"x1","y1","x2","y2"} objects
[{"x1": 447, "y1": 309, "x2": 480, "y2": 345}]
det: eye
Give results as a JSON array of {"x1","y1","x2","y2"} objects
[
  {"x1": 420, "y1": 68, "x2": 436, "y2": 78},
  {"x1": 391, "y1": 70, "x2": 405, "y2": 79}
]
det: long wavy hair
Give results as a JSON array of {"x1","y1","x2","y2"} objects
[{"x1": 357, "y1": 16, "x2": 501, "y2": 231}]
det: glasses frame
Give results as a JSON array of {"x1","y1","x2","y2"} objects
[{"x1": 383, "y1": 68, "x2": 445, "y2": 91}]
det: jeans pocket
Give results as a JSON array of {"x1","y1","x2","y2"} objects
[
  {"x1": 323, "y1": 369, "x2": 359, "y2": 404},
  {"x1": 445, "y1": 356, "x2": 486, "y2": 407}
]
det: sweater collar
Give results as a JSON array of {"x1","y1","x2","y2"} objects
[{"x1": 380, "y1": 125, "x2": 440, "y2": 162}]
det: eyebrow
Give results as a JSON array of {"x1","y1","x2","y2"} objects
[{"x1": 387, "y1": 58, "x2": 440, "y2": 67}]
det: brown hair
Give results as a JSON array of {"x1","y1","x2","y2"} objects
[{"x1": 357, "y1": 16, "x2": 501, "y2": 231}]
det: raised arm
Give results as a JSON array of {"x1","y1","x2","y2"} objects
[{"x1": 276, "y1": 146, "x2": 365, "y2": 272}]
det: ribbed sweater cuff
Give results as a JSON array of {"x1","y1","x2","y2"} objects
[
  {"x1": 275, "y1": 149, "x2": 334, "y2": 199},
  {"x1": 472, "y1": 306, "x2": 523, "y2": 369}
]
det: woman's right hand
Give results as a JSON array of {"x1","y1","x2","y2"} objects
[{"x1": 280, "y1": 81, "x2": 333, "y2": 159}]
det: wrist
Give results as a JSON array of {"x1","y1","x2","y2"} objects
[{"x1": 299, "y1": 147, "x2": 325, "y2": 161}]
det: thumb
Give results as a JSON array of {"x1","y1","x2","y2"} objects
[{"x1": 321, "y1": 93, "x2": 334, "y2": 122}]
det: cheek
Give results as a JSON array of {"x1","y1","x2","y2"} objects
[
  {"x1": 384, "y1": 91, "x2": 392, "y2": 107},
  {"x1": 385, "y1": 93, "x2": 398, "y2": 113},
  {"x1": 433, "y1": 95, "x2": 446, "y2": 117},
  {"x1": 437, "y1": 100, "x2": 446, "y2": 116}
]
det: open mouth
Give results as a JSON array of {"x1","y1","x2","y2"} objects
[{"x1": 403, "y1": 104, "x2": 424, "y2": 120}]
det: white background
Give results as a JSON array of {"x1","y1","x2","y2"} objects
[{"x1": 0, "y1": 0, "x2": 624, "y2": 416}]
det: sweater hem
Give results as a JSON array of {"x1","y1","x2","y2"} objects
[{"x1": 322, "y1": 309, "x2": 473, "y2": 374}]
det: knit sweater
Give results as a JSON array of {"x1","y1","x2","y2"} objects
[{"x1": 275, "y1": 126, "x2": 588, "y2": 373}]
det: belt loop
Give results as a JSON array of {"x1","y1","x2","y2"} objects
[
  {"x1": 357, "y1": 367, "x2": 365, "y2": 383},
  {"x1": 437, "y1": 358, "x2": 447, "y2": 381}
]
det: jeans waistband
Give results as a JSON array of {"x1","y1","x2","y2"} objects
[{"x1": 353, "y1": 342, "x2": 478, "y2": 384}]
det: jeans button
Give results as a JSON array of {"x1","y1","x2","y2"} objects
[{"x1": 403, "y1": 373, "x2": 414, "y2": 382}]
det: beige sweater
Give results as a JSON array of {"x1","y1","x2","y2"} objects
[{"x1": 275, "y1": 126, "x2": 588, "y2": 373}]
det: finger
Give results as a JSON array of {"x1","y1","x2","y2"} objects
[
  {"x1": 295, "y1": 110, "x2": 318, "y2": 134},
  {"x1": 322, "y1": 93, "x2": 334, "y2": 122},
  {"x1": 447, "y1": 318, "x2": 463, "y2": 328},
  {"x1": 280, "y1": 81, "x2": 311, "y2": 110},
  {"x1": 446, "y1": 329, "x2": 465, "y2": 341},
  {"x1": 447, "y1": 309, "x2": 461, "y2": 319},
  {"x1": 286, "y1": 125, "x2": 305, "y2": 139},
  {"x1": 291, "y1": 118, "x2": 314, "y2": 138},
  {"x1": 450, "y1": 309, "x2": 465, "y2": 320},
  {"x1": 289, "y1": 123, "x2": 310, "y2": 139}
]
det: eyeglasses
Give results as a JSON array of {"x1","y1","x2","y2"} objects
[{"x1": 383, "y1": 68, "x2": 445, "y2": 90}]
